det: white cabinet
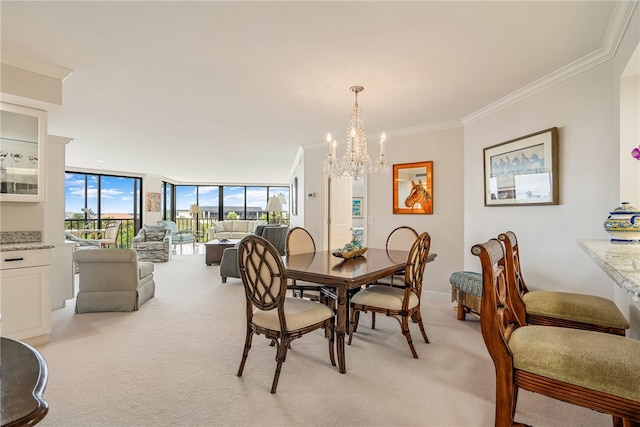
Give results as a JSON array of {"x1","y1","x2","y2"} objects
[{"x1": 0, "y1": 249, "x2": 51, "y2": 345}]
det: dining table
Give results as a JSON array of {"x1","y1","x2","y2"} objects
[{"x1": 283, "y1": 248, "x2": 437, "y2": 374}]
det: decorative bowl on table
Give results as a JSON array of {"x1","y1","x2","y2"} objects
[{"x1": 332, "y1": 240, "x2": 367, "y2": 259}]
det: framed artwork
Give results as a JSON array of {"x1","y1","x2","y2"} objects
[
  {"x1": 483, "y1": 127, "x2": 558, "y2": 206},
  {"x1": 146, "y1": 192, "x2": 161, "y2": 212},
  {"x1": 352, "y1": 197, "x2": 363, "y2": 218},
  {"x1": 291, "y1": 177, "x2": 298, "y2": 215},
  {"x1": 393, "y1": 161, "x2": 433, "y2": 214}
]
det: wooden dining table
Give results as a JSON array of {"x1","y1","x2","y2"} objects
[{"x1": 283, "y1": 248, "x2": 437, "y2": 374}]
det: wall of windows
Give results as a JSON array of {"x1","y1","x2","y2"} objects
[
  {"x1": 161, "y1": 183, "x2": 290, "y2": 240},
  {"x1": 65, "y1": 172, "x2": 143, "y2": 248}
]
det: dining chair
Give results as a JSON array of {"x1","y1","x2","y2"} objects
[
  {"x1": 472, "y1": 238, "x2": 640, "y2": 427},
  {"x1": 98, "y1": 221, "x2": 121, "y2": 248},
  {"x1": 366, "y1": 226, "x2": 420, "y2": 328},
  {"x1": 498, "y1": 231, "x2": 629, "y2": 336},
  {"x1": 348, "y1": 232, "x2": 431, "y2": 359},
  {"x1": 285, "y1": 227, "x2": 322, "y2": 300},
  {"x1": 236, "y1": 235, "x2": 336, "y2": 394}
]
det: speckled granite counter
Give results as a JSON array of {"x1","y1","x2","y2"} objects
[
  {"x1": 578, "y1": 240, "x2": 640, "y2": 301},
  {"x1": 0, "y1": 231, "x2": 55, "y2": 252}
]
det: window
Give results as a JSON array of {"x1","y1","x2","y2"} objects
[{"x1": 65, "y1": 172, "x2": 142, "y2": 248}]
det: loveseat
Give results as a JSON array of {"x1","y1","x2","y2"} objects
[{"x1": 207, "y1": 220, "x2": 266, "y2": 240}]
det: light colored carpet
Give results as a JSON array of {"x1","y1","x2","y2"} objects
[{"x1": 36, "y1": 249, "x2": 609, "y2": 426}]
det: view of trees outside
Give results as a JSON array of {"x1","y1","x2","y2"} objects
[
  {"x1": 65, "y1": 176, "x2": 293, "y2": 248},
  {"x1": 64, "y1": 172, "x2": 142, "y2": 248}
]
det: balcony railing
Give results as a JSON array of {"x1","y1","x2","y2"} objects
[{"x1": 65, "y1": 216, "x2": 289, "y2": 248}]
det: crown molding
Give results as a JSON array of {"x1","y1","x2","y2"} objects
[
  {"x1": 1, "y1": 51, "x2": 73, "y2": 81},
  {"x1": 462, "y1": 0, "x2": 638, "y2": 126}
]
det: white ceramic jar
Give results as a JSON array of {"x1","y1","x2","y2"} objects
[{"x1": 603, "y1": 202, "x2": 640, "y2": 243}]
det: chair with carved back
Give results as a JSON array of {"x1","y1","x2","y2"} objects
[
  {"x1": 498, "y1": 231, "x2": 629, "y2": 336},
  {"x1": 348, "y1": 232, "x2": 431, "y2": 359},
  {"x1": 285, "y1": 227, "x2": 322, "y2": 301},
  {"x1": 472, "y1": 239, "x2": 640, "y2": 427},
  {"x1": 98, "y1": 221, "x2": 121, "y2": 248},
  {"x1": 368, "y1": 226, "x2": 420, "y2": 328},
  {"x1": 236, "y1": 235, "x2": 336, "y2": 393}
]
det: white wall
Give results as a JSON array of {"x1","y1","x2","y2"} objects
[
  {"x1": 464, "y1": 61, "x2": 618, "y2": 297},
  {"x1": 302, "y1": 126, "x2": 465, "y2": 299}
]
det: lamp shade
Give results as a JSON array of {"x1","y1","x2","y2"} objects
[
  {"x1": 189, "y1": 204, "x2": 201, "y2": 215},
  {"x1": 266, "y1": 196, "x2": 282, "y2": 212}
]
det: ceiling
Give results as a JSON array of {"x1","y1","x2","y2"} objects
[{"x1": 0, "y1": 1, "x2": 625, "y2": 184}]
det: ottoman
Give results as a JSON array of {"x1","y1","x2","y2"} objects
[{"x1": 449, "y1": 271, "x2": 482, "y2": 320}]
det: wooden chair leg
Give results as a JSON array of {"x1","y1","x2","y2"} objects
[
  {"x1": 371, "y1": 312, "x2": 376, "y2": 329},
  {"x1": 413, "y1": 309, "x2": 430, "y2": 343},
  {"x1": 271, "y1": 338, "x2": 289, "y2": 394},
  {"x1": 399, "y1": 315, "x2": 418, "y2": 358},
  {"x1": 494, "y1": 370, "x2": 518, "y2": 427},
  {"x1": 348, "y1": 308, "x2": 360, "y2": 345},
  {"x1": 326, "y1": 320, "x2": 336, "y2": 366},
  {"x1": 237, "y1": 328, "x2": 253, "y2": 377}
]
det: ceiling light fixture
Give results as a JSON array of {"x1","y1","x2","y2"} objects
[{"x1": 322, "y1": 85, "x2": 390, "y2": 181}]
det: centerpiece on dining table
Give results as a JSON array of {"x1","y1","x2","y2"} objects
[{"x1": 332, "y1": 238, "x2": 367, "y2": 260}]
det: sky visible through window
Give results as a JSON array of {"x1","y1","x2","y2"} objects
[{"x1": 66, "y1": 173, "x2": 289, "y2": 216}]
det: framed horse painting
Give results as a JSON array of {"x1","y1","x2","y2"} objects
[{"x1": 393, "y1": 161, "x2": 433, "y2": 214}]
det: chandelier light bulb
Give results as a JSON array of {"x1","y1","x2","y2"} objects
[{"x1": 322, "y1": 85, "x2": 390, "y2": 180}]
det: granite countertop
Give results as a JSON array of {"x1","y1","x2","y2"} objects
[
  {"x1": 578, "y1": 239, "x2": 640, "y2": 301},
  {"x1": 0, "y1": 231, "x2": 55, "y2": 252},
  {"x1": 0, "y1": 242, "x2": 56, "y2": 252}
]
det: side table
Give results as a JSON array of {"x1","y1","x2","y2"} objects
[{"x1": 204, "y1": 240, "x2": 239, "y2": 265}]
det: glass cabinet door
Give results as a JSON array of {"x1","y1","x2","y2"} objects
[{"x1": 0, "y1": 103, "x2": 47, "y2": 202}]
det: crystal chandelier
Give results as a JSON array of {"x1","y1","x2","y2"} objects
[{"x1": 322, "y1": 85, "x2": 390, "y2": 181}]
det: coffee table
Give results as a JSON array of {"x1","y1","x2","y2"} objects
[{"x1": 204, "y1": 239, "x2": 239, "y2": 265}]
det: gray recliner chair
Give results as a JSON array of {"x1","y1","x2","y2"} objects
[
  {"x1": 220, "y1": 225, "x2": 289, "y2": 283},
  {"x1": 73, "y1": 249, "x2": 155, "y2": 313}
]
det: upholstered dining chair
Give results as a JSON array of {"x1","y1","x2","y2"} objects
[
  {"x1": 376, "y1": 226, "x2": 419, "y2": 287},
  {"x1": 98, "y1": 221, "x2": 121, "y2": 248},
  {"x1": 472, "y1": 239, "x2": 640, "y2": 427},
  {"x1": 236, "y1": 235, "x2": 336, "y2": 394},
  {"x1": 498, "y1": 231, "x2": 630, "y2": 336},
  {"x1": 285, "y1": 227, "x2": 322, "y2": 300},
  {"x1": 348, "y1": 232, "x2": 432, "y2": 359}
]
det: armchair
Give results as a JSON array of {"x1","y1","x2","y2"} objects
[
  {"x1": 73, "y1": 248, "x2": 155, "y2": 313},
  {"x1": 158, "y1": 220, "x2": 196, "y2": 253},
  {"x1": 133, "y1": 225, "x2": 172, "y2": 262},
  {"x1": 220, "y1": 225, "x2": 289, "y2": 283}
]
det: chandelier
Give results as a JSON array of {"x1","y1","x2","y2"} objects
[{"x1": 322, "y1": 85, "x2": 390, "y2": 181}]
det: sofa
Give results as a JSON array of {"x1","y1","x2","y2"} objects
[
  {"x1": 220, "y1": 225, "x2": 289, "y2": 283},
  {"x1": 73, "y1": 248, "x2": 155, "y2": 313},
  {"x1": 133, "y1": 225, "x2": 172, "y2": 262},
  {"x1": 207, "y1": 220, "x2": 266, "y2": 240}
]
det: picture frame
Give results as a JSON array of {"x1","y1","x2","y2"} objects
[
  {"x1": 393, "y1": 161, "x2": 433, "y2": 214},
  {"x1": 352, "y1": 197, "x2": 363, "y2": 218},
  {"x1": 483, "y1": 127, "x2": 558, "y2": 206},
  {"x1": 291, "y1": 177, "x2": 298, "y2": 215},
  {"x1": 146, "y1": 192, "x2": 161, "y2": 212}
]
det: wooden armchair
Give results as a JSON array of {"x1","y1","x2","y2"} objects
[
  {"x1": 236, "y1": 235, "x2": 336, "y2": 393},
  {"x1": 498, "y1": 231, "x2": 629, "y2": 335},
  {"x1": 348, "y1": 232, "x2": 431, "y2": 359},
  {"x1": 285, "y1": 227, "x2": 322, "y2": 300},
  {"x1": 472, "y1": 239, "x2": 640, "y2": 427}
]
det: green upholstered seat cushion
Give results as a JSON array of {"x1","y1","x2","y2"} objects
[
  {"x1": 449, "y1": 271, "x2": 482, "y2": 297},
  {"x1": 509, "y1": 325, "x2": 640, "y2": 402},
  {"x1": 523, "y1": 291, "x2": 630, "y2": 329}
]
